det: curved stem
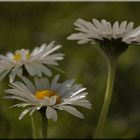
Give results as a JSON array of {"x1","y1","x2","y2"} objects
[
  {"x1": 94, "y1": 58, "x2": 117, "y2": 138},
  {"x1": 31, "y1": 111, "x2": 48, "y2": 139}
]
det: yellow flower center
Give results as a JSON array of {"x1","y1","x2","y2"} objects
[
  {"x1": 13, "y1": 52, "x2": 30, "y2": 61},
  {"x1": 35, "y1": 90, "x2": 61, "y2": 104},
  {"x1": 14, "y1": 53, "x2": 21, "y2": 61},
  {"x1": 26, "y1": 53, "x2": 30, "y2": 60}
]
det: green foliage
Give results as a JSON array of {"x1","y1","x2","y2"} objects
[{"x1": 0, "y1": 2, "x2": 140, "y2": 138}]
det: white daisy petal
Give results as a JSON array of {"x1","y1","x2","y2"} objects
[
  {"x1": 9, "y1": 103, "x2": 32, "y2": 108},
  {"x1": 25, "y1": 64, "x2": 35, "y2": 76},
  {"x1": 113, "y1": 21, "x2": 119, "y2": 38},
  {"x1": 67, "y1": 33, "x2": 88, "y2": 40},
  {"x1": 6, "y1": 52, "x2": 14, "y2": 60},
  {"x1": 37, "y1": 64, "x2": 52, "y2": 77},
  {"x1": 44, "y1": 41, "x2": 55, "y2": 51},
  {"x1": 101, "y1": 19, "x2": 108, "y2": 32},
  {"x1": 12, "y1": 81, "x2": 34, "y2": 95},
  {"x1": 106, "y1": 22, "x2": 112, "y2": 33},
  {"x1": 51, "y1": 108, "x2": 57, "y2": 121},
  {"x1": 46, "y1": 106, "x2": 57, "y2": 121},
  {"x1": 46, "y1": 106, "x2": 52, "y2": 119},
  {"x1": 71, "y1": 100, "x2": 92, "y2": 109},
  {"x1": 40, "y1": 77, "x2": 49, "y2": 89},
  {"x1": 50, "y1": 74, "x2": 60, "y2": 90},
  {"x1": 19, "y1": 107, "x2": 35, "y2": 120},
  {"x1": 92, "y1": 18, "x2": 103, "y2": 31},
  {"x1": 76, "y1": 18, "x2": 98, "y2": 33},
  {"x1": 130, "y1": 26, "x2": 140, "y2": 37},
  {"x1": 9, "y1": 66, "x2": 22, "y2": 82},
  {"x1": 17, "y1": 67, "x2": 23, "y2": 77},
  {"x1": 59, "y1": 105, "x2": 84, "y2": 119},
  {"x1": 70, "y1": 88, "x2": 86, "y2": 98},
  {"x1": 126, "y1": 22, "x2": 134, "y2": 32},
  {"x1": 29, "y1": 107, "x2": 39, "y2": 116},
  {"x1": 30, "y1": 63, "x2": 42, "y2": 77},
  {"x1": 119, "y1": 21, "x2": 127, "y2": 33},
  {"x1": 42, "y1": 45, "x2": 62, "y2": 57},
  {"x1": 78, "y1": 39, "x2": 89, "y2": 44},
  {"x1": 58, "y1": 79, "x2": 75, "y2": 96},
  {"x1": 19, "y1": 109, "x2": 30, "y2": 120},
  {"x1": 34, "y1": 77, "x2": 42, "y2": 90},
  {"x1": 0, "y1": 69, "x2": 10, "y2": 81},
  {"x1": 4, "y1": 95, "x2": 34, "y2": 104},
  {"x1": 21, "y1": 76, "x2": 36, "y2": 93},
  {"x1": 49, "y1": 96, "x2": 57, "y2": 106}
]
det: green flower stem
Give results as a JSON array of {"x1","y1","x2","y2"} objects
[
  {"x1": 94, "y1": 57, "x2": 117, "y2": 138},
  {"x1": 41, "y1": 110, "x2": 48, "y2": 138},
  {"x1": 31, "y1": 112, "x2": 43, "y2": 139},
  {"x1": 31, "y1": 111, "x2": 48, "y2": 139}
]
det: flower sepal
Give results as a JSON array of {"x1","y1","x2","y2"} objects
[{"x1": 98, "y1": 38, "x2": 128, "y2": 61}]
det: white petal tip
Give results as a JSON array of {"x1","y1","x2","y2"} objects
[
  {"x1": 88, "y1": 106, "x2": 92, "y2": 109},
  {"x1": 52, "y1": 118, "x2": 57, "y2": 122},
  {"x1": 19, "y1": 117, "x2": 22, "y2": 120},
  {"x1": 67, "y1": 35, "x2": 72, "y2": 40},
  {"x1": 79, "y1": 115, "x2": 84, "y2": 119}
]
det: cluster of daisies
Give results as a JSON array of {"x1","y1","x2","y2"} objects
[
  {"x1": 2, "y1": 18, "x2": 140, "y2": 123},
  {"x1": 1, "y1": 41, "x2": 92, "y2": 121}
]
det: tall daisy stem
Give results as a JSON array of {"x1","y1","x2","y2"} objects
[
  {"x1": 31, "y1": 112, "x2": 43, "y2": 138},
  {"x1": 94, "y1": 56, "x2": 117, "y2": 138},
  {"x1": 41, "y1": 110, "x2": 48, "y2": 138},
  {"x1": 31, "y1": 111, "x2": 48, "y2": 138}
]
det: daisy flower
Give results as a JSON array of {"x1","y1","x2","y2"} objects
[
  {"x1": 4, "y1": 75, "x2": 92, "y2": 121},
  {"x1": 67, "y1": 18, "x2": 140, "y2": 57},
  {"x1": 67, "y1": 18, "x2": 140, "y2": 137},
  {"x1": 0, "y1": 41, "x2": 64, "y2": 82}
]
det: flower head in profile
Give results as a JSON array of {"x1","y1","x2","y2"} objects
[
  {"x1": 67, "y1": 18, "x2": 140, "y2": 57},
  {"x1": 4, "y1": 75, "x2": 92, "y2": 121},
  {"x1": 0, "y1": 41, "x2": 64, "y2": 82}
]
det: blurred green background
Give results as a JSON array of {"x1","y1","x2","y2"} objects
[{"x1": 0, "y1": 2, "x2": 140, "y2": 138}]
